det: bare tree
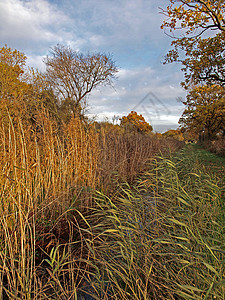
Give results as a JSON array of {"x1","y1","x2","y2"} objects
[{"x1": 44, "y1": 44, "x2": 118, "y2": 117}]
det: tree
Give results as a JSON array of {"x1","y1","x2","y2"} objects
[
  {"x1": 161, "y1": 1, "x2": 225, "y2": 36},
  {"x1": 0, "y1": 45, "x2": 27, "y2": 102},
  {"x1": 179, "y1": 85, "x2": 225, "y2": 139},
  {"x1": 25, "y1": 68, "x2": 60, "y2": 122},
  {"x1": 161, "y1": 1, "x2": 225, "y2": 88},
  {"x1": 44, "y1": 45, "x2": 118, "y2": 117},
  {"x1": 165, "y1": 32, "x2": 225, "y2": 89},
  {"x1": 120, "y1": 111, "x2": 153, "y2": 133},
  {"x1": 0, "y1": 46, "x2": 59, "y2": 126},
  {"x1": 163, "y1": 129, "x2": 184, "y2": 141}
]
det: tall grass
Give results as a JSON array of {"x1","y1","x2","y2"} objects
[
  {"x1": 1, "y1": 108, "x2": 223, "y2": 299},
  {"x1": 0, "y1": 108, "x2": 184, "y2": 298},
  {"x1": 97, "y1": 129, "x2": 181, "y2": 189},
  {"x1": 84, "y1": 149, "x2": 224, "y2": 299}
]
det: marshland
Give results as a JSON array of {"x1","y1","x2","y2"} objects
[{"x1": 1, "y1": 1, "x2": 225, "y2": 299}]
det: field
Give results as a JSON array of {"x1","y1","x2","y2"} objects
[{"x1": 0, "y1": 114, "x2": 224, "y2": 299}]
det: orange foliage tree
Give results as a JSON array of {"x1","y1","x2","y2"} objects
[
  {"x1": 179, "y1": 85, "x2": 225, "y2": 140},
  {"x1": 163, "y1": 129, "x2": 184, "y2": 141},
  {"x1": 0, "y1": 45, "x2": 60, "y2": 125},
  {"x1": 0, "y1": 45, "x2": 28, "y2": 102},
  {"x1": 161, "y1": 1, "x2": 225, "y2": 88},
  {"x1": 120, "y1": 111, "x2": 153, "y2": 133}
]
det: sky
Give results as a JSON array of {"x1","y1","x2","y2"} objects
[{"x1": 0, "y1": 0, "x2": 187, "y2": 132}]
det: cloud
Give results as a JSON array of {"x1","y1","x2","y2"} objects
[
  {"x1": 26, "y1": 54, "x2": 45, "y2": 71},
  {"x1": 87, "y1": 64, "x2": 186, "y2": 132},
  {"x1": 76, "y1": 0, "x2": 165, "y2": 47},
  {"x1": 0, "y1": 0, "x2": 70, "y2": 52},
  {"x1": 0, "y1": 0, "x2": 173, "y2": 66},
  {"x1": 0, "y1": 0, "x2": 186, "y2": 132},
  {"x1": 42, "y1": 0, "x2": 171, "y2": 58}
]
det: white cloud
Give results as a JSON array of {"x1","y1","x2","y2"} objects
[
  {"x1": 0, "y1": 0, "x2": 70, "y2": 47},
  {"x1": 0, "y1": 0, "x2": 186, "y2": 132},
  {"x1": 26, "y1": 54, "x2": 45, "y2": 71},
  {"x1": 87, "y1": 64, "x2": 186, "y2": 132}
]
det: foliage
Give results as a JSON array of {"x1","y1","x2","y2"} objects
[
  {"x1": 179, "y1": 84, "x2": 225, "y2": 139},
  {"x1": 0, "y1": 104, "x2": 183, "y2": 298},
  {"x1": 205, "y1": 137, "x2": 225, "y2": 156},
  {"x1": 0, "y1": 46, "x2": 59, "y2": 127},
  {"x1": 161, "y1": 1, "x2": 225, "y2": 142},
  {"x1": 163, "y1": 129, "x2": 184, "y2": 141},
  {"x1": 92, "y1": 120, "x2": 124, "y2": 135},
  {"x1": 0, "y1": 44, "x2": 189, "y2": 299},
  {"x1": 161, "y1": 1, "x2": 225, "y2": 88},
  {"x1": 161, "y1": 0, "x2": 225, "y2": 36},
  {"x1": 166, "y1": 33, "x2": 225, "y2": 89},
  {"x1": 0, "y1": 45, "x2": 28, "y2": 103},
  {"x1": 120, "y1": 111, "x2": 153, "y2": 133},
  {"x1": 45, "y1": 44, "x2": 118, "y2": 118}
]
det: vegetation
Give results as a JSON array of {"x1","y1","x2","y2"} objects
[
  {"x1": 45, "y1": 44, "x2": 118, "y2": 119},
  {"x1": 86, "y1": 145, "x2": 225, "y2": 299},
  {"x1": 163, "y1": 129, "x2": 184, "y2": 141},
  {"x1": 1, "y1": 2, "x2": 225, "y2": 295},
  {"x1": 0, "y1": 44, "x2": 187, "y2": 299},
  {"x1": 161, "y1": 0, "x2": 225, "y2": 88},
  {"x1": 120, "y1": 111, "x2": 153, "y2": 133},
  {"x1": 161, "y1": 0, "x2": 225, "y2": 150},
  {"x1": 1, "y1": 118, "x2": 223, "y2": 299},
  {"x1": 0, "y1": 108, "x2": 183, "y2": 299},
  {"x1": 179, "y1": 85, "x2": 225, "y2": 140}
]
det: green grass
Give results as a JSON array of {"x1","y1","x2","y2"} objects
[
  {"x1": 188, "y1": 145, "x2": 225, "y2": 179},
  {"x1": 80, "y1": 146, "x2": 225, "y2": 299}
]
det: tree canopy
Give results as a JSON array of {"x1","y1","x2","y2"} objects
[
  {"x1": 120, "y1": 111, "x2": 153, "y2": 133},
  {"x1": 179, "y1": 85, "x2": 225, "y2": 139},
  {"x1": 0, "y1": 45, "x2": 28, "y2": 102},
  {"x1": 161, "y1": 0, "x2": 225, "y2": 36},
  {"x1": 163, "y1": 129, "x2": 184, "y2": 141},
  {"x1": 161, "y1": 1, "x2": 225, "y2": 141},
  {"x1": 0, "y1": 45, "x2": 59, "y2": 125},
  {"x1": 161, "y1": 0, "x2": 225, "y2": 88}
]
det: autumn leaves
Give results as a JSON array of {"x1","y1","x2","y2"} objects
[{"x1": 161, "y1": 0, "x2": 225, "y2": 141}]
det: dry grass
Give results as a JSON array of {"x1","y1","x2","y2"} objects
[{"x1": 0, "y1": 107, "x2": 184, "y2": 299}]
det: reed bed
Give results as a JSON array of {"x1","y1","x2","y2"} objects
[
  {"x1": 84, "y1": 149, "x2": 224, "y2": 299},
  {"x1": 0, "y1": 108, "x2": 184, "y2": 299},
  {"x1": 1, "y1": 108, "x2": 223, "y2": 299},
  {"x1": 97, "y1": 129, "x2": 181, "y2": 189}
]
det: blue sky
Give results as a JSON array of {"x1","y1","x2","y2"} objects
[{"x1": 0, "y1": 0, "x2": 186, "y2": 132}]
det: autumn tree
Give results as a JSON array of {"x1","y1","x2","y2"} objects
[
  {"x1": 161, "y1": 1, "x2": 225, "y2": 35},
  {"x1": 0, "y1": 45, "x2": 59, "y2": 126},
  {"x1": 163, "y1": 129, "x2": 184, "y2": 141},
  {"x1": 179, "y1": 85, "x2": 225, "y2": 140},
  {"x1": 161, "y1": 1, "x2": 225, "y2": 88},
  {"x1": 25, "y1": 68, "x2": 60, "y2": 122},
  {"x1": 120, "y1": 111, "x2": 153, "y2": 133},
  {"x1": 44, "y1": 44, "x2": 118, "y2": 118},
  {"x1": 0, "y1": 45, "x2": 28, "y2": 102}
]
